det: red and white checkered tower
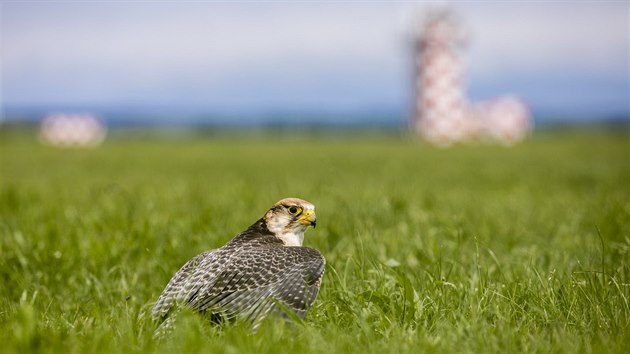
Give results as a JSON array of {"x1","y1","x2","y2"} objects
[
  {"x1": 412, "y1": 10, "x2": 470, "y2": 145},
  {"x1": 411, "y1": 8, "x2": 532, "y2": 145}
]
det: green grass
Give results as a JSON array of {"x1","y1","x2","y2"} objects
[{"x1": 1, "y1": 128, "x2": 629, "y2": 353}]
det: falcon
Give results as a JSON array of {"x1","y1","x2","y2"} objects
[{"x1": 152, "y1": 198, "x2": 324, "y2": 331}]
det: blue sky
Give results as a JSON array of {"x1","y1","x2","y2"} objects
[{"x1": 1, "y1": 1, "x2": 628, "y2": 124}]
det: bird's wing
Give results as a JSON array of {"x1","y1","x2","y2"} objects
[
  {"x1": 151, "y1": 249, "x2": 224, "y2": 319},
  {"x1": 187, "y1": 244, "x2": 325, "y2": 323}
]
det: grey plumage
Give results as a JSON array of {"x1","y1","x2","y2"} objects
[{"x1": 152, "y1": 198, "x2": 324, "y2": 331}]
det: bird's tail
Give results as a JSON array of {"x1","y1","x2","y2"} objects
[{"x1": 153, "y1": 308, "x2": 180, "y2": 340}]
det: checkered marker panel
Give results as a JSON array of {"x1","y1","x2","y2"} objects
[{"x1": 40, "y1": 114, "x2": 106, "y2": 147}]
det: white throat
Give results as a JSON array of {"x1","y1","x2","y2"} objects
[
  {"x1": 276, "y1": 231, "x2": 304, "y2": 247},
  {"x1": 267, "y1": 213, "x2": 306, "y2": 247},
  {"x1": 264, "y1": 209, "x2": 311, "y2": 247}
]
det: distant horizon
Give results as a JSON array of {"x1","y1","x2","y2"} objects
[{"x1": 2, "y1": 103, "x2": 628, "y2": 129}]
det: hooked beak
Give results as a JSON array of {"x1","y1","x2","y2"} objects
[{"x1": 298, "y1": 210, "x2": 317, "y2": 228}]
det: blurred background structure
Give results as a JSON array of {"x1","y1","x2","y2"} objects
[
  {"x1": 39, "y1": 113, "x2": 106, "y2": 147},
  {"x1": 411, "y1": 9, "x2": 531, "y2": 145},
  {"x1": 411, "y1": 9, "x2": 470, "y2": 144},
  {"x1": 0, "y1": 2, "x2": 628, "y2": 135}
]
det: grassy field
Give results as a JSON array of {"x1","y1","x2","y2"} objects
[{"x1": 1, "y1": 128, "x2": 629, "y2": 353}]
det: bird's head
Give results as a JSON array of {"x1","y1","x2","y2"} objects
[{"x1": 263, "y1": 197, "x2": 317, "y2": 247}]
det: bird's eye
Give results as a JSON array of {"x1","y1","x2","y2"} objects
[{"x1": 287, "y1": 206, "x2": 302, "y2": 215}]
